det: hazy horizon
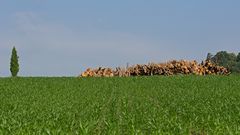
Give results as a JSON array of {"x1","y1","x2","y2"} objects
[{"x1": 1, "y1": 0, "x2": 240, "y2": 76}]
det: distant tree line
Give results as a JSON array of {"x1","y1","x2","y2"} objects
[{"x1": 206, "y1": 51, "x2": 240, "y2": 73}]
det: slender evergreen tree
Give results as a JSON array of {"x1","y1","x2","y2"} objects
[{"x1": 10, "y1": 47, "x2": 19, "y2": 77}]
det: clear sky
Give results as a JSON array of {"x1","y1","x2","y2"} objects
[{"x1": 0, "y1": 0, "x2": 240, "y2": 76}]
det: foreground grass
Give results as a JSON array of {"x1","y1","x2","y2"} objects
[{"x1": 0, "y1": 76, "x2": 240, "y2": 134}]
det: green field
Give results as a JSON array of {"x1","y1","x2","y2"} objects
[{"x1": 0, "y1": 76, "x2": 240, "y2": 134}]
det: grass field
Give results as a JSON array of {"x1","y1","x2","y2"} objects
[{"x1": 0, "y1": 76, "x2": 240, "y2": 134}]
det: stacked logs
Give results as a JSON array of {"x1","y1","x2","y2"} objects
[
  {"x1": 81, "y1": 67, "x2": 114, "y2": 77},
  {"x1": 80, "y1": 60, "x2": 229, "y2": 77}
]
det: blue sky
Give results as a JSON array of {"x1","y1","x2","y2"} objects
[{"x1": 0, "y1": 0, "x2": 240, "y2": 76}]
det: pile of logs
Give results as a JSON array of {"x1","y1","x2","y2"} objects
[
  {"x1": 81, "y1": 67, "x2": 114, "y2": 77},
  {"x1": 80, "y1": 60, "x2": 230, "y2": 77}
]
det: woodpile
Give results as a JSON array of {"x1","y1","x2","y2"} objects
[
  {"x1": 80, "y1": 60, "x2": 229, "y2": 77},
  {"x1": 81, "y1": 67, "x2": 114, "y2": 77}
]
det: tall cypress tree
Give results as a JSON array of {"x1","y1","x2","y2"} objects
[{"x1": 10, "y1": 47, "x2": 19, "y2": 77}]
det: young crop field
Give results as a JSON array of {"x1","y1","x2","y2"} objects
[{"x1": 0, "y1": 76, "x2": 240, "y2": 134}]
